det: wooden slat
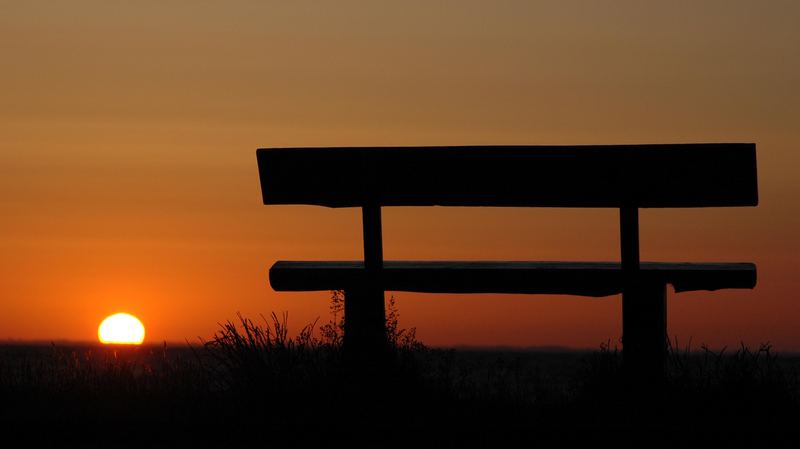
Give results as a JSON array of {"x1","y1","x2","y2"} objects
[
  {"x1": 256, "y1": 144, "x2": 758, "y2": 208},
  {"x1": 269, "y1": 261, "x2": 757, "y2": 297}
]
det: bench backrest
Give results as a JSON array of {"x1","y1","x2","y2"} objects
[{"x1": 256, "y1": 144, "x2": 758, "y2": 209}]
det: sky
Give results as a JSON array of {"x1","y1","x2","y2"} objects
[{"x1": 1, "y1": 1, "x2": 799, "y2": 349}]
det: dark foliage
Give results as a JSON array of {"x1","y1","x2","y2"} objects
[{"x1": 1, "y1": 294, "x2": 799, "y2": 448}]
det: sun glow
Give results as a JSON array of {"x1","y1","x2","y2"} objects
[{"x1": 98, "y1": 313, "x2": 145, "y2": 345}]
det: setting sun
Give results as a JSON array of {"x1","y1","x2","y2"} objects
[{"x1": 98, "y1": 313, "x2": 145, "y2": 345}]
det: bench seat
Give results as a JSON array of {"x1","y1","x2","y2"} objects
[{"x1": 270, "y1": 261, "x2": 756, "y2": 297}]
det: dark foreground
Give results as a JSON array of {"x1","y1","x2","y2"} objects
[{"x1": 1, "y1": 320, "x2": 798, "y2": 448}]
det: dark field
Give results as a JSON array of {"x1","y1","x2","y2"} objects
[{"x1": 1, "y1": 315, "x2": 799, "y2": 448}]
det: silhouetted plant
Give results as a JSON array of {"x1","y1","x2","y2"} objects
[
  {"x1": 309, "y1": 290, "x2": 423, "y2": 350},
  {"x1": 198, "y1": 311, "x2": 330, "y2": 395},
  {"x1": 195, "y1": 291, "x2": 425, "y2": 397},
  {"x1": 385, "y1": 294, "x2": 422, "y2": 351},
  {"x1": 318, "y1": 290, "x2": 345, "y2": 346}
]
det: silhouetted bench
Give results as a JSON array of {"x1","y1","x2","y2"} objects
[{"x1": 256, "y1": 144, "x2": 758, "y2": 373}]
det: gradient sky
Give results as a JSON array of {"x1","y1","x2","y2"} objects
[{"x1": 1, "y1": 1, "x2": 798, "y2": 349}]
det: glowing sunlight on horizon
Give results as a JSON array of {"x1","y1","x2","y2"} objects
[{"x1": 98, "y1": 313, "x2": 146, "y2": 345}]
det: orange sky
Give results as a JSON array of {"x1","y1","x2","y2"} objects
[{"x1": 1, "y1": 1, "x2": 799, "y2": 349}]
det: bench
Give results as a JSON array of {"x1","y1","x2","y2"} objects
[{"x1": 256, "y1": 144, "x2": 758, "y2": 373}]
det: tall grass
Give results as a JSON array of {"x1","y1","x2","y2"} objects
[
  {"x1": 1, "y1": 294, "x2": 799, "y2": 447},
  {"x1": 197, "y1": 292, "x2": 423, "y2": 393}
]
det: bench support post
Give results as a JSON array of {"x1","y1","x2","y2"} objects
[
  {"x1": 620, "y1": 207, "x2": 667, "y2": 380},
  {"x1": 344, "y1": 286, "x2": 387, "y2": 356},
  {"x1": 343, "y1": 205, "x2": 387, "y2": 358},
  {"x1": 622, "y1": 282, "x2": 667, "y2": 378}
]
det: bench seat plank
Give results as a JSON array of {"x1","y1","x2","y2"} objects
[{"x1": 269, "y1": 261, "x2": 756, "y2": 297}]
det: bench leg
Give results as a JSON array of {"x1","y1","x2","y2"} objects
[
  {"x1": 343, "y1": 287, "x2": 388, "y2": 358},
  {"x1": 622, "y1": 282, "x2": 667, "y2": 379}
]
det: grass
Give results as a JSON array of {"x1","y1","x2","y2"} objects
[{"x1": 1, "y1": 293, "x2": 799, "y2": 448}]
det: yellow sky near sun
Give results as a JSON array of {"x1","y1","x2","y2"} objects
[{"x1": 1, "y1": 1, "x2": 799, "y2": 349}]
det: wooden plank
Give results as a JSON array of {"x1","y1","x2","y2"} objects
[
  {"x1": 256, "y1": 144, "x2": 758, "y2": 208},
  {"x1": 269, "y1": 261, "x2": 757, "y2": 296}
]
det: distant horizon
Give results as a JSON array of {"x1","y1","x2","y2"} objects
[{"x1": 3, "y1": 338, "x2": 792, "y2": 356}]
